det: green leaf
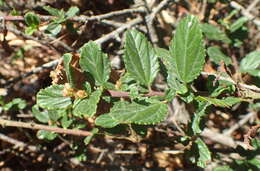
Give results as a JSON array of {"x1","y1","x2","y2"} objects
[
  {"x1": 37, "y1": 85, "x2": 72, "y2": 110},
  {"x1": 65, "y1": 6, "x2": 79, "y2": 18},
  {"x1": 213, "y1": 166, "x2": 234, "y2": 171},
  {"x1": 73, "y1": 89, "x2": 102, "y2": 118},
  {"x1": 63, "y1": 53, "x2": 75, "y2": 88},
  {"x1": 123, "y1": 29, "x2": 159, "y2": 87},
  {"x1": 45, "y1": 22, "x2": 62, "y2": 36},
  {"x1": 48, "y1": 109, "x2": 66, "y2": 122},
  {"x1": 229, "y1": 16, "x2": 248, "y2": 33},
  {"x1": 95, "y1": 101, "x2": 168, "y2": 128},
  {"x1": 240, "y1": 51, "x2": 260, "y2": 77},
  {"x1": 155, "y1": 47, "x2": 171, "y2": 60},
  {"x1": 3, "y1": 98, "x2": 26, "y2": 111},
  {"x1": 195, "y1": 138, "x2": 211, "y2": 168},
  {"x1": 84, "y1": 128, "x2": 99, "y2": 145},
  {"x1": 24, "y1": 12, "x2": 40, "y2": 27},
  {"x1": 37, "y1": 130, "x2": 57, "y2": 140},
  {"x1": 196, "y1": 96, "x2": 241, "y2": 108},
  {"x1": 79, "y1": 41, "x2": 111, "y2": 86},
  {"x1": 32, "y1": 105, "x2": 49, "y2": 123},
  {"x1": 25, "y1": 26, "x2": 37, "y2": 35},
  {"x1": 95, "y1": 114, "x2": 120, "y2": 128},
  {"x1": 207, "y1": 46, "x2": 232, "y2": 65},
  {"x1": 43, "y1": 6, "x2": 63, "y2": 17},
  {"x1": 192, "y1": 102, "x2": 209, "y2": 134},
  {"x1": 167, "y1": 74, "x2": 188, "y2": 94},
  {"x1": 60, "y1": 114, "x2": 73, "y2": 128},
  {"x1": 169, "y1": 15, "x2": 205, "y2": 83},
  {"x1": 248, "y1": 158, "x2": 260, "y2": 169},
  {"x1": 201, "y1": 23, "x2": 231, "y2": 43}
]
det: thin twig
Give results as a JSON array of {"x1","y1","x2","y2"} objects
[
  {"x1": 0, "y1": 132, "x2": 84, "y2": 166},
  {"x1": 146, "y1": 0, "x2": 172, "y2": 23},
  {"x1": 224, "y1": 112, "x2": 255, "y2": 136},
  {"x1": 95, "y1": 17, "x2": 143, "y2": 45},
  {"x1": 244, "y1": 124, "x2": 260, "y2": 150},
  {"x1": 201, "y1": 72, "x2": 260, "y2": 92},
  {"x1": 114, "y1": 150, "x2": 139, "y2": 154},
  {"x1": 0, "y1": 7, "x2": 146, "y2": 23},
  {"x1": 201, "y1": 128, "x2": 238, "y2": 148},
  {"x1": 145, "y1": 0, "x2": 172, "y2": 44},
  {"x1": 246, "y1": 0, "x2": 260, "y2": 13},
  {"x1": 0, "y1": 25, "x2": 56, "y2": 52},
  {"x1": 0, "y1": 118, "x2": 92, "y2": 136},
  {"x1": 4, "y1": 59, "x2": 60, "y2": 88},
  {"x1": 230, "y1": 1, "x2": 260, "y2": 26},
  {"x1": 0, "y1": 132, "x2": 37, "y2": 152},
  {"x1": 0, "y1": 25, "x2": 73, "y2": 52}
]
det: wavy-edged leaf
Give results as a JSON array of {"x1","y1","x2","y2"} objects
[
  {"x1": 207, "y1": 46, "x2": 232, "y2": 65},
  {"x1": 95, "y1": 101, "x2": 168, "y2": 128},
  {"x1": 167, "y1": 74, "x2": 188, "y2": 94},
  {"x1": 196, "y1": 96, "x2": 241, "y2": 108},
  {"x1": 195, "y1": 138, "x2": 211, "y2": 168},
  {"x1": 213, "y1": 166, "x2": 233, "y2": 171},
  {"x1": 155, "y1": 47, "x2": 171, "y2": 60},
  {"x1": 25, "y1": 12, "x2": 40, "y2": 27},
  {"x1": 32, "y1": 105, "x2": 49, "y2": 123},
  {"x1": 63, "y1": 53, "x2": 75, "y2": 88},
  {"x1": 240, "y1": 51, "x2": 260, "y2": 77},
  {"x1": 37, "y1": 130, "x2": 57, "y2": 140},
  {"x1": 37, "y1": 85, "x2": 72, "y2": 110},
  {"x1": 95, "y1": 114, "x2": 120, "y2": 128},
  {"x1": 65, "y1": 6, "x2": 79, "y2": 18},
  {"x1": 79, "y1": 41, "x2": 111, "y2": 86},
  {"x1": 3, "y1": 98, "x2": 26, "y2": 111},
  {"x1": 43, "y1": 6, "x2": 64, "y2": 17},
  {"x1": 60, "y1": 114, "x2": 73, "y2": 129},
  {"x1": 201, "y1": 23, "x2": 231, "y2": 43},
  {"x1": 45, "y1": 22, "x2": 62, "y2": 36},
  {"x1": 229, "y1": 16, "x2": 248, "y2": 33},
  {"x1": 84, "y1": 128, "x2": 99, "y2": 145},
  {"x1": 192, "y1": 102, "x2": 209, "y2": 134},
  {"x1": 73, "y1": 89, "x2": 102, "y2": 117},
  {"x1": 169, "y1": 15, "x2": 205, "y2": 83},
  {"x1": 48, "y1": 109, "x2": 66, "y2": 122},
  {"x1": 123, "y1": 29, "x2": 159, "y2": 87}
]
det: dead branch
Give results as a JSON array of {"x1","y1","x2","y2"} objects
[
  {"x1": 224, "y1": 112, "x2": 256, "y2": 135},
  {"x1": 230, "y1": 1, "x2": 260, "y2": 26},
  {"x1": 244, "y1": 124, "x2": 260, "y2": 150},
  {"x1": 0, "y1": 7, "x2": 146, "y2": 23},
  {"x1": 0, "y1": 118, "x2": 92, "y2": 137}
]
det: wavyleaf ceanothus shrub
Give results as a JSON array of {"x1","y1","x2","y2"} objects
[{"x1": 34, "y1": 15, "x2": 245, "y2": 168}]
